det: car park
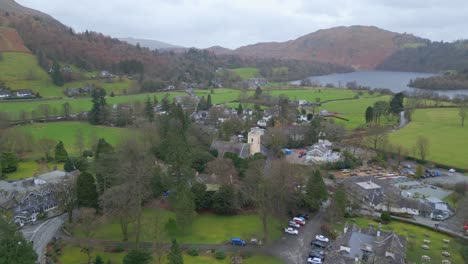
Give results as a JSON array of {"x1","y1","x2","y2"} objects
[
  {"x1": 307, "y1": 257, "x2": 322, "y2": 263},
  {"x1": 284, "y1": 227, "x2": 299, "y2": 235},
  {"x1": 315, "y1": 235, "x2": 329, "y2": 243},
  {"x1": 293, "y1": 217, "x2": 306, "y2": 225},
  {"x1": 288, "y1": 221, "x2": 300, "y2": 228},
  {"x1": 231, "y1": 238, "x2": 246, "y2": 246}
]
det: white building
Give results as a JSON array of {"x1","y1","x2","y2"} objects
[{"x1": 306, "y1": 139, "x2": 340, "y2": 163}]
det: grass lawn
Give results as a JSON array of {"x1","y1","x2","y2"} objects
[
  {"x1": 388, "y1": 108, "x2": 468, "y2": 169},
  {"x1": 230, "y1": 68, "x2": 260, "y2": 80},
  {"x1": 12, "y1": 121, "x2": 135, "y2": 154},
  {"x1": 350, "y1": 217, "x2": 464, "y2": 264},
  {"x1": 243, "y1": 255, "x2": 284, "y2": 264},
  {"x1": 0, "y1": 91, "x2": 186, "y2": 120},
  {"x1": 4, "y1": 160, "x2": 64, "y2": 181},
  {"x1": 0, "y1": 52, "x2": 49, "y2": 82},
  {"x1": 58, "y1": 246, "x2": 282, "y2": 264},
  {"x1": 75, "y1": 208, "x2": 281, "y2": 244}
]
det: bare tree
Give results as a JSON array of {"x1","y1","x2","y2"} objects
[
  {"x1": 36, "y1": 138, "x2": 57, "y2": 160},
  {"x1": 415, "y1": 136, "x2": 429, "y2": 161},
  {"x1": 54, "y1": 175, "x2": 77, "y2": 223},
  {"x1": 100, "y1": 184, "x2": 138, "y2": 241},
  {"x1": 244, "y1": 160, "x2": 272, "y2": 242},
  {"x1": 116, "y1": 138, "x2": 153, "y2": 248},
  {"x1": 75, "y1": 207, "x2": 98, "y2": 264},
  {"x1": 205, "y1": 157, "x2": 238, "y2": 185},
  {"x1": 151, "y1": 209, "x2": 167, "y2": 264},
  {"x1": 263, "y1": 127, "x2": 288, "y2": 156},
  {"x1": 75, "y1": 129, "x2": 85, "y2": 154},
  {"x1": 38, "y1": 104, "x2": 51, "y2": 120},
  {"x1": 459, "y1": 105, "x2": 467, "y2": 127},
  {"x1": 365, "y1": 126, "x2": 388, "y2": 151}
]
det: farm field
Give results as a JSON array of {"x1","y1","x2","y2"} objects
[
  {"x1": 74, "y1": 208, "x2": 282, "y2": 244},
  {"x1": 351, "y1": 217, "x2": 465, "y2": 264},
  {"x1": 194, "y1": 88, "x2": 250, "y2": 104},
  {"x1": 0, "y1": 91, "x2": 186, "y2": 120},
  {"x1": 230, "y1": 67, "x2": 260, "y2": 79},
  {"x1": 318, "y1": 95, "x2": 392, "y2": 129},
  {"x1": 388, "y1": 108, "x2": 468, "y2": 169},
  {"x1": 58, "y1": 246, "x2": 283, "y2": 264},
  {"x1": 4, "y1": 160, "x2": 64, "y2": 181},
  {"x1": 12, "y1": 122, "x2": 135, "y2": 154},
  {"x1": 0, "y1": 52, "x2": 48, "y2": 81}
]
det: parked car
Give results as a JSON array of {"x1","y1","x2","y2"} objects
[
  {"x1": 315, "y1": 235, "x2": 329, "y2": 243},
  {"x1": 432, "y1": 215, "x2": 444, "y2": 221},
  {"x1": 309, "y1": 249, "x2": 324, "y2": 255},
  {"x1": 309, "y1": 251, "x2": 324, "y2": 260},
  {"x1": 296, "y1": 213, "x2": 310, "y2": 220},
  {"x1": 231, "y1": 238, "x2": 246, "y2": 246},
  {"x1": 307, "y1": 257, "x2": 322, "y2": 264},
  {"x1": 288, "y1": 221, "x2": 300, "y2": 228},
  {"x1": 284, "y1": 227, "x2": 299, "y2": 235},
  {"x1": 293, "y1": 217, "x2": 306, "y2": 225},
  {"x1": 449, "y1": 169, "x2": 456, "y2": 173},
  {"x1": 311, "y1": 240, "x2": 327, "y2": 248}
]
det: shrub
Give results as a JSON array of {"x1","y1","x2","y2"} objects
[
  {"x1": 215, "y1": 249, "x2": 226, "y2": 260},
  {"x1": 381, "y1": 211, "x2": 391, "y2": 222},
  {"x1": 188, "y1": 247, "x2": 199, "y2": 256},
  {"x1": 321, "y1": 223, "x2": 337, "y2": 240},
  {"x1": 82, "y1": 150, "x2": 93, "y2": 157},
  {"x1": 113, "y1": 244, "x2": 125, "y2": 253}
]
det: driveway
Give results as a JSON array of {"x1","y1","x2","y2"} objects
[
  {"x1": 21, "y1": 215, "x2": 66, "y2": 263},
  {"x1": 267, "y1": 210, "x2": 326, "y2": 264}
]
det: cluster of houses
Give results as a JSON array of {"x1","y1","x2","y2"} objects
[
  {"x1": 246, "y1": 78, "x2": 267, "y2": 88},
  {"x1": 0, "y1": 89, "x2": 34, "y2": 99},
  {"x1": 343, "y1": 175, "x2": 454, "y2": 220},
  {"x1": 65, "y1": 85, "x2": 95, "y2": 97},
  {"x1": 0, "y1": 171, "x2": 76, "y2": 227},
  {"x1": 327, "y1": 224, "x2": 406, "y2": 264}
]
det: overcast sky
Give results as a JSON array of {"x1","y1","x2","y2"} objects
[{"x1": 16, "y1": 0, "x2": 468, "y2": 49}]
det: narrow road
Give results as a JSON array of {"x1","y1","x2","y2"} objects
[{"x1": 21, "y1": 215, "x2": 66, "y2": 263}]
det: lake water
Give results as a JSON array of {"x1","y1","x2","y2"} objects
[{"x1": 295, "y1": 71, "x2": 468, "y2": 98}]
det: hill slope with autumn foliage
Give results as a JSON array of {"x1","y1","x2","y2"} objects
[{"x1": 228, "y1": 26, "x2": 427, "y2": 69}]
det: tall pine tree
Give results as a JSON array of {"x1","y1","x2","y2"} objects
[
  {"x1": 365, "y1": 106, "x2": 374, "y2": 124},
  {"x1": 88, "y1": 88, "x2": 108, "y2": 125},
  {"x1": 167, "y1": 239, "x2": 183, "y2": 264},
  {"x1": 304, "y1": 170, "x2": 328, "y2": 212},
  {"x1": 206, "y1": 94, "x2": 212, "y2": 109},
  {"x1": 54, "y1": 141, "x2": 69, "y2": 162},
  {"x1": 51, "y1": 60, "x2": 64, "y2": 86},
  {"x1": 76, "y1": 171, "x2": 98, "y2": 208},
  {"x1": 144, "y1": 97, "x2": 154, "y2": 122}
]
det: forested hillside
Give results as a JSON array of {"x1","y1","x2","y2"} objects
[
  {"x1": 409, "y1": 69, "x2": 468, "y2": 90},
  {"x1": 0, "y1": 1, "x2": 351, "y2": 86},
  {"x1": 377, "y1": 40, "x2": 468, "y2": 72}
]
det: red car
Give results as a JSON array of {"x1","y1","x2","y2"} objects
[{"x1": 293, "y1": 217, "x2": 306, "y2": 225}]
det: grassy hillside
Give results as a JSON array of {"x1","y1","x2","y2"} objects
[
  {"x1": 0, "y1": 52, "x2": 49, "y2": 81},
  {"x1": 231, "y1": 67, "x2": 260, "y2": 80},
  {"x1": 388, "y1": 108, "x2": 468, "y2": 169},
  {"x1": 0, "y1": 91, "x2": 186, "y2": 120}
]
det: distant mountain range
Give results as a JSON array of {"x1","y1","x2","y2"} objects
[
  {"x1": 119, "y1": 37, "x2": 183, "y2": 50},
  {"x1": 1, "y1": 0, "x2": 467, "y2": 76}
]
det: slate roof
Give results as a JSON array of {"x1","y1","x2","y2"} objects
[{"x1": 210, "y1": 141, "x2": 250, "y2": 158}]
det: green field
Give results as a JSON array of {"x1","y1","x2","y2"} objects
[
  {"x1": 75, "y1": 208, "x2": 281, "y2": 244},
  {"x1": 0, "y1": 91, "x2": 186, "y2": 120},
  {"x1": 351, "y1": 217, "x2": 464, "y2": 264},
  {"x1": 0, "y1": 52, "x2": 49, "y2": 81},
  {"x1": 194, "y1": 88, "x2": 248, "y2": 104},
  {"x1": 13, "y1": 122, "x2": 134, "y2": 154},
  {"x1": 4, "y1": 160, "x2": 64, "y2": 181},
  {"x1": 388, "y1": 108, "x2": 468, "y2": 169},
  {"x1": 318, "y1": 95, "x2": 393, "y2": 129},
  {"x1": 230, "y1": 68, "x2": 260, "y2": 80},
  {"x1": 59, "y1": 246, "x2": 282, "y2": 264}
]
